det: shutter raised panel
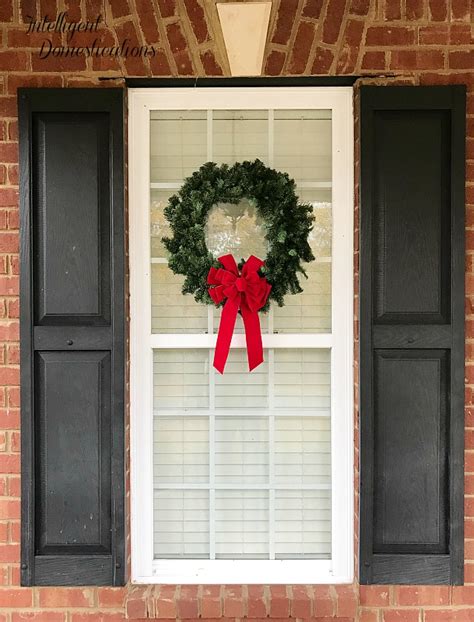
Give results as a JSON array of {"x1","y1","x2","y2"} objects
[
  {"x1": 359, "y1": 86, "x2": 465, "y2": 585},
  {"x1": 19, "y1": 89, "x2": 125, "y2": 586}
]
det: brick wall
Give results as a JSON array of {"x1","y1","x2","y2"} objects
[{"x1": 0, "y1": 0, "x2": 473, "y2": 620}]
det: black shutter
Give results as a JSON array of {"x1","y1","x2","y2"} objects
[
  {"x1": 19, "y1": 89, "x2": 125, "y2": 586},
  {"x1": 359, "y1": 86, "x2": 466, "y2": 585}
]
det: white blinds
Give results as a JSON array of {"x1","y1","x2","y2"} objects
[
  {"x1": 153, "y1": 349, "x2": 331, "y2": 560},
  {"x1": 150, "y1": 108, "x2": 333, "y2": 562}
]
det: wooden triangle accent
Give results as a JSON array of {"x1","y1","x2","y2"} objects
[{"x1": 217, "y1": 2, "x2": 272, "y2": 76}]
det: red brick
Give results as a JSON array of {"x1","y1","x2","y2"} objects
[
  {"x1": 157, "y1": 0, "x2": 175, "y2": 17},
  {"x1": 449, "y1": 51, "x2": 474, "y2": 69},
  {"x1": 135, "y1": 0, "x2": 160, "y2": 44},
  {"x1": 9, "y1": 74, "x2": 64, "y2": 94},
  {"x1": 452, "y1": 585, "x2": 474, "y2": 604},
  {"x1": 385, "y1": 0, "x2": 402, "y2": 19},
  {"x1": 173, "y1": 50, "x2": 194, "y2": 75},
  {"x1": 465, "y1": 563, "x2": 474, "y2": 584},
  {"x1": 405, "y1": 0, "x2": 424, "y2": 19},
  {"x1": 361, "y1": 51, "x2": 386, "y2": 70},
  {"x1": 0, "y1": 233, "x2": 18, "y2": 252},
  {"x1": 366, "y1": 26, "x2": 415, "y2": 46},
  {"x1": 154, "y1": 585, "x2": 177, "y2": 618},
  {"x1": 265, "y1": 50, "x2": 286, "y2": 76},
  {"x1": 200, "y1": 50, "x2": 223, "y2": 76},
  {"x1": 0, "y1": 52, "x2": 28, "y2": 72},
  {"x1": 383, "y1": 611, "x2": 421, "y2": 622},
  {"x1": 8, "y1": 165, "x2": 18, "y2": 186},
  {"x1": 12, "y1": 615, "x2": 66, "y2": 622},
  {"x1": 0, "y1": 1, "x2": 13, "y2": 21},
  {"x1": 0, "y1": 408, "x2": 19, "y2": 429},
  {"x1": 125, "y1": 595, "x2": 146, "y2": 618},
  {"x1": 149, "y1": 50, "x2": 172, "y2": 75},
  {"x1": 166, "y1": 22, "x2": 187, "y2": 52},
  {"x1": 0, "y1": 144, "x2": 18, "y2": 164},
  {"x1": 288, "y1": 21, "x2": 315, "y2": 74},
  {"x1": 224, "y1": 586, "x2": 244, "y2": 618},
  {"x1": 0, "y1": 524, "x2": 8, "y2": 543},
  {"x1": 269, "y1": 586, "x2": 290, "y2": 618},
  {"x1": 302, "y1": 0, "x2": 324, "y2": 18},
  {"x1": 390, "y1": 50, "x2": 445, "y2": 70},
  {"x1": 0, "y1": 543, "x2": 19, "y2": 562},
  {"x1": 322, "y1": 0, "x2": 346, "y2": 44},
  {"x1": 360, "y1": 586, "x2": 390, "y2": 606},
  {"x1": 350, "y1": 0, "x2": 370, "y2": 15},
  {"x1": 395, "y1": 586, "x2": 450, "y2": 606},
  {"x1": 312, "y1": 47, "x2": 334, "y2": 74},
  {"x1": 38, "y1": 588, "x2": 95, "y2": 608},
  {"x1": 0, "y1": 500, "x2": 20, "y2": 520},
  {"x1": 419, "y1": 25, "x2": 449, "y2": 44},
  {"x1": 450, "y1": 24, "x2": 472, "y2": 44},
  {"x1": 7, "y1": 387, "x2": 20, "y2": 408},
  {"x1": 272, "y1": 0, "x2": 298, "y2": 45},
  {"x1": 176, "y1": 586, "x2": 199, "y2": 618},
  {"x1": 425, "y1": 611, "x2": 474, "y2": 622},
  {"x1": 335, "y1": 585, "x2": 358, "y2": 617},
  {"x1": 451, "y1": 0, "x2": 471, "y2": 20},
  {"x1": 7, "y1": 299, "x2": 19, "y2": 319},
  {"x1": 69, "y1": 616, "x2": 125, "y2": 622},
  {"x1": 200, "y1": 585, "x2": 221, "y2": 618},
  {"x1": 110, "y1": 0, "x2": 130, "y2": 19},
  {"x1": 10, "y1": 521, "x2": 20, "y2": 543},
  {"x1": 313, "y1": 585, "x2": 335, "y2": 616},
  {"x1": 40, "y1": 0, "x2": 57, "y2": 16},
  {"x1": 0, "y1": 448, "x2": 19, "y2": 474},
  {"x1": 247, "y1": 585, "x2": 267, "y2": 618},
  {"x1": 98, "y1": 588, "x2": 126, "y2": 608},
  {"x1": 184, "y1": 0, "x2": 208, "y2": 44},
  {"x1": 429, "y1": 0, "x2": 447, "y2": 20},
  {"x1": 291, "y1": 586, "x2": 312, "y2": 618},
  {"x1": 336, "y1": 19, "x2": 364, "y2": 73},
  {"x1": 0, "y1": 587, "x2": 33, "y2": 607},
  {"x1": 31, "y1": 51, "x2": 86, "y2": 72}
]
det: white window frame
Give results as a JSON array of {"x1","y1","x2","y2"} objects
[{"x1": 129, "y1": 87, "x2": 354, "y2": 584}]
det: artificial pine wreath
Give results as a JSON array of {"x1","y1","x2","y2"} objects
[{"x1": 162, "y1": 159, "x2": 315, "y2": 311}]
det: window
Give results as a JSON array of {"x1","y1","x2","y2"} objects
[{"x1": 129, "y1": 87, "x2": 353, "y2": 584}]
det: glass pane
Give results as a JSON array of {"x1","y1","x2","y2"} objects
[
  {"x1": 275, "y1": 417, "x2": 331, "y2": 486},
  {"x1": 150, "y1": 110, "x2": 207, "y2": 183},
  {"x1": 213, "y1": 110, "x2": 268, "y2": 165},
  {"x1": 215, "y1": 417, "x2": 268, "y2": 485},
  {"x1": 151, "y1": 264, "x2": 208, "y2": 334},
  {"x1": 154, "y1": 416, "x2": 209, "y2": 484},
  {"x1": 275, "y1": 490, "x2": 331, "y2": 559},
  {"x1": 273, "y1": 110, "x2": 331, "y2": 183},
  {"x1": 151, "y1": 189, "x2": 173, "y2": 258},
  {"x1": 153, "y1": 349, "x2": 209, "y2": 410},
  {"x1": 274, "y1": 349, "x2": 331, "y2": 410},
  {"x1": 215, "y1": 490, "x2": 269, "y2": 559},
  {"x1": 205, "y1": 199, "x2": 267, "y2": 260},
  {"x1": 154, "y1": 490, "x2": 209, "y2": 558},
  {"x1": 215, "y1": 349, "x2": 268, "y2": 408},
  {"x1": 273, "y1": 192, "x2": 332, "y2": 334}
]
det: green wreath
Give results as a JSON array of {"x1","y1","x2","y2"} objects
[{"x1": 162, "y1": 159, "x2": 315, "y2": 310}]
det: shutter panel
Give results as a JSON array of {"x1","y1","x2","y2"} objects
[
  {"x1": 359, "y1": 86, "x2": 465, "y2": 585},
  {"x1": 19, "y1": 89, "x2": 125, "y2": 586}
]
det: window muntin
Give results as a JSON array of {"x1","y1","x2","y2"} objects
[{"x1": 130, "y1": 87, "x2": 353, "y2": 584}]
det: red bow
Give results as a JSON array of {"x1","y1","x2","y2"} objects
[{"x1": 208, "y1": 255, "x2": 272, "y2": 374}]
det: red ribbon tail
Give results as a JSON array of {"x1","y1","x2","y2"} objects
[
  {"x1": 213, "y1": 298, "x2": 239, "y2": 374},
  {"x1": 241, "y1": 304, "x2": 264, "y2": 372}
]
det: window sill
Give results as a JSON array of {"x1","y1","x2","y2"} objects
[
  {"x1": 132, "y1": 559, "x2": 353, "y2": 585},
  {"x1": 125, "y1": 583, "x2": 358, "y2": 619}
]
